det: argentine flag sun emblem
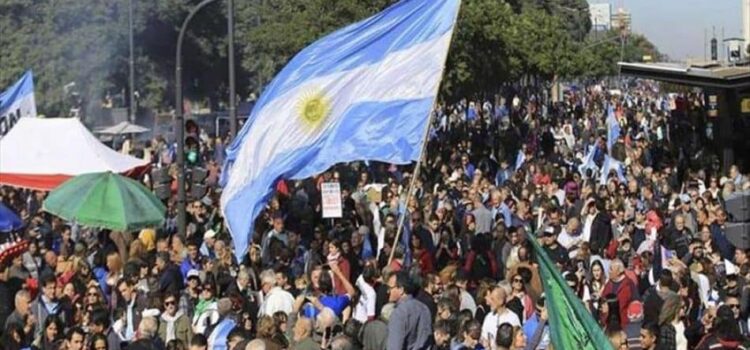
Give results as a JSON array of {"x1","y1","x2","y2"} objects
[{"x1": 297, "y1": 90, "x2": 331, "y2": 130}]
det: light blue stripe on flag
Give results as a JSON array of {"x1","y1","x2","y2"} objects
[
  {"x1": 515, "y1": 150, "x2": 525, "y2": 171},
  {"x1": 599, "y1": 155, "x2": 626, "y2": 185},
  {"x1": 0, "y1": 70, "x2": 34, "y2": 108},
  {"x1": 606, "y1": 104, "x2": 620, "y2": 153}
]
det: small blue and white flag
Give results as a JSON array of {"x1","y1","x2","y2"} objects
[
  {"x1": 221, "y1": 0, "x2": 461, "y2": 260},
  {"x1": 514, "y1": 150, "x2": 525, "y2": 171},
  {"x1": 0, "y1": 70, "x2": 37, "y2": 139},
  {"x1": 606, "y1": 104, "x2": 620, "y2": 153},
  {"x1": 578, "y1": 145, "x2": 598, "y2": 176},
  {"x1": 599, "y1": 155, "x2": 626, "y2": 185}
]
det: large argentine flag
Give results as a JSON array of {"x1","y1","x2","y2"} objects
[{"x1": 221, "y1": 0, "x2": 461, "y2": 259}]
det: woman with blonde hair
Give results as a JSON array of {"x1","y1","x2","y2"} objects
[
  {"x1": 128, "y1": 239, "x2": 146, "y2": 262},
  {"x1": 256, "y1": 315, "x2": 284, "y2": 350},
  {"x1": 657, "y1": 292, "x2": 686, "y2": 350}
]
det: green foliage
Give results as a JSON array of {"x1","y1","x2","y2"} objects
[
  {"x1": 0, "y1": 0, "x2": 657, "y2": 117},
  {"x1": 574, "y1": 30, "x2": 664, "y2": 79}
]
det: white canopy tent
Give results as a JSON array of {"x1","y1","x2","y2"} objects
[
  {"x1": 95, "y1": 121, "x2": 150, "y2": 135},
  {"x1": 0, "y1": 118, "x2": 149, "y2": 190}
]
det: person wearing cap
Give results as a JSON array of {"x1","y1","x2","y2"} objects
[
  {"x1": 540, "y1": 226, "x2": 568, "y2": 268},
  {"x1": 180, "y1": 269, "x2": 203, "y2": 318},
  {"x1": 624, "y1": 301, "x2": 644, "y2": 350},
  {"x1": 200, "y1": 229, "x2": 217, "y2": 259}
]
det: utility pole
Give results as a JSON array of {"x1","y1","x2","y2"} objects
[
  {"x1": 175, "y1": 0, "x2": 219, "y2": 237},
  {"x1": 228, "y1": 0, "x2": 237, "y2": 139},
  {"x1": 128, "y1": 0, "x2": 136, "y2": 123},
  {"x1": 704, "y1": 28, "x2": 707, "y2": 61}
]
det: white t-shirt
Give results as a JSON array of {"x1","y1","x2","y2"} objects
[
  {"x1": 481, "y1": 308, "x2": 521, "y2": 350},
  {"x1": 557, "y1": 229, "x2": 585, "y2": 259},
  {"x1": 460, "y1": 289, "x2": 477, "y2": 315},
  {"x1": 259, "y1": 287, "x2": 295, "y2": 317},
  {"x1": 353, "y1": 275, "x2": 376, "y2": 323}
]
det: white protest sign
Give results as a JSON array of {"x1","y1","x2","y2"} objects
[{"x1": 321, "y1": 182, "x2": 343, "y2": 218}]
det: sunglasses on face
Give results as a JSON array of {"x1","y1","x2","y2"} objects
[{"x1": 164, "y1": 300, "x2": 176, "y2": 306}]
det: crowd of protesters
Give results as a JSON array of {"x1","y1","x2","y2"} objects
[{"x1": 1, "y1": 79, "x2": 750, "y2": 350}]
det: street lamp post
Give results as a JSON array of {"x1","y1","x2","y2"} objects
[
  {"x1": 228, "y1": 0, "x2": 237, "y2": 139},
  {"x1": 175, "y1": 0, "x2": 219, "y2": 237},
  {"x1": 128, "y1": 0, "x2": 136, "y2": 123}
]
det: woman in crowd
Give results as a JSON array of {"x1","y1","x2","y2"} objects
[{"x1": 31, "y1": 314, "x2": 63, "y2": 350}]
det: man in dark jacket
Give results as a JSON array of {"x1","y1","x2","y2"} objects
[
  {"x1": 0, "y1": 262, "x2": 24, "y2": 339},
  {"x1": 90, "y1": 307, "x2": 122, "y2": 350},
  {"x1": 541, "y1": 227, "x2": 569, "y2": 267},
  {"x1": 663, "y1": 215, "x2": 691, "y2": 258},
  {"x1": 156, "y1": 252, "x2": 184, "y2": 295},
  {"x1": 642, "y1": 272, "x2": 674, "y2": 326},
  {"x1": 590, "y1": 200, "x2": 613, "y2": 256},
  {"x1": 117, "y1": 278, "x2": 149, "y2": 342},
  {"x1": 415, "y1": 273, "x2": 438, "y2": 321},
  {"x1": 31, "y1": 274, "x2": 65, "y2": 339}
]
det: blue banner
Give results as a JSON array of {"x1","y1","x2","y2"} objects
[{"x1": 0, "y1": 70, "x2": 37, "y2": 138}]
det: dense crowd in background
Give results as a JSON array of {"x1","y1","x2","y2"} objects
[{"x1": 1, "y1": 80, "x2": 750, "y2": 350}]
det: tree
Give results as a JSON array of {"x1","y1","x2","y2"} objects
[
  {"x1": 235, "y1": 0, "x2": 390, "y2": 95},
  {"x1": 441, "y1": 0, "x2": 518, "y2": 100},
  {"x1": 0, "y1": 0, "x2": 655, "y2": 118}
]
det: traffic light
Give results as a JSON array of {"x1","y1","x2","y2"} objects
[
  {"x1": 188, "y1": 166, "x2": 208, "y2": 200},
  {"x1": 151, "y1": 166, "x2": 172, "y2": 200},
  {"x1": 185, "y1": 119, "x2": 200, "y2": 166}
]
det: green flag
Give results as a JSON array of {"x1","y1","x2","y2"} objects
[{"x1": 527, "y1": 233, "x2": 614, "y2": 350}]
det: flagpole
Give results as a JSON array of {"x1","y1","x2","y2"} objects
[
  {"x1": 388, "y1": 105, "x2": 435, "y2": 265},
  {"x1": 388, "y1": 0, "x2": 462, "y2": 266}
]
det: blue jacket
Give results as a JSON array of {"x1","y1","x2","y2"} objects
[{"x1": 180, "y1": 258, "x2": 201, "y2": 281}]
